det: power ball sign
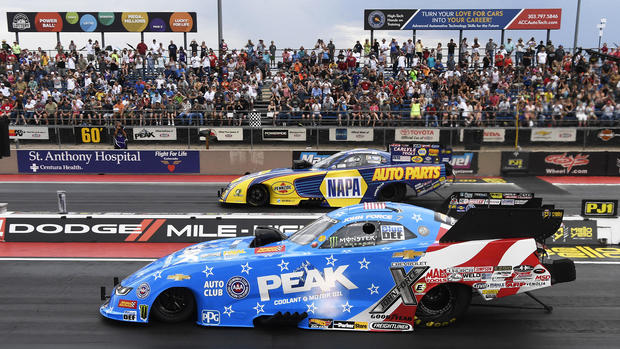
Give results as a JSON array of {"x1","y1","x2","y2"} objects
[
  {"x1": 7, "y1": 12, "x2": 197, "y2": 32},
  {"x1": 364, "y1": 9, "x2": 562, "y2": 30}
]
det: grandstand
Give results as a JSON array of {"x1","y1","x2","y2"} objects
[{"x1": 0, "y1": 37, "x2": 618, "y2": 128}]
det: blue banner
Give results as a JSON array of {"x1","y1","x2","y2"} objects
[
  {"x1": 402, "y1": 9, "x2": 521, "y2": 30},
  {"x1": 17, "y1": 150, "x2": 200, "y2": 173}
]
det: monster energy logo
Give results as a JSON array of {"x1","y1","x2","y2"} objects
[
  {"x1": 139, "y1": 304, "x2": 148, "y2": 321},
  {"x1": 328, "y1": 236, "x2": 339, "y2": 248}
]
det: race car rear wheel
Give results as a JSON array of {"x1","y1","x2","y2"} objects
[
  {"x1": 151, "y1": 287, "x2": 195, "y2": 323},
  {"x1": 378, "y1": 183, "x2": 406, "y2": 202},
  {"x1": 414, "y1": 283, "x2": 471, "y2": 328},
  {"x1": 247, "y1": 185, "x2": 269, "y2": 206}
]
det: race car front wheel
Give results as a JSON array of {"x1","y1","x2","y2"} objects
[
  {"x1": 247, "y1": 185, "x2": 269, "y2": 206},
  {"x1": 378, "y1": 183, "x2": 406, "y2": 202},
  {"x1": 151, "y1": 287, "x2": 195, "y2": 323},
  {"x1": 415, "y1": 283, "x2": 471, "y2": 328}
]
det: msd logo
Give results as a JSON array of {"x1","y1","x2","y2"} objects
[{"x1": 325, "y1": 177, "x2": 362, "y2": 198}]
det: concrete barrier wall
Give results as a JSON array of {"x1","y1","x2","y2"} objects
[
  {"x1": 199, "y1": 150, "x2": 292, "y2": 174},
  {"x1": 0, "y1": 155, "x2": 17, "y2": 174},
  {"x1": 477, "y1": 151, "x2": 501, "y2": 177}
]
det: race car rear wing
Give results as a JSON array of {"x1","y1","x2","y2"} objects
[
  {"x1": 389, "y1": 144, "x2": 452, "y2": 165},
  {"x1": 441, "y1": 192, "x2": 541, "y2": 218},
  {"x1": 439, "y1": 206, "x2": 564, "y2": 243}
]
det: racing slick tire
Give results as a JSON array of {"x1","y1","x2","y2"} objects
[
  {"x1": 414, "y1": 283, "x2": 471, "y2": 328},
  {"x1": 151, "y1": 287, "x2": 195, "y2": 323},
  {"x1": 378, "y1": 182, "x2": 407, "y2": 202},
  {"x1": 247, "y1": 185, "x2": 270, "y2": 207}
]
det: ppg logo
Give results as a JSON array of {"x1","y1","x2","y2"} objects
[
  {"x1": 202, "y1": 310, "x2": 220, "y2": 325},
  {"x1": 326, "y1": 177, "x2": 362, "y2": 198}
]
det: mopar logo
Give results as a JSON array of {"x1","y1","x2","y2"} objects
[
  {"x1": 201, "y1": 310, "x2": 220, "y2": 325},
  {"x1": 325, "y1": 177, "x2": 362, "y2": 198},
  {"x1": 298, "y1": 152, "x2": 332, "y2": 164}
]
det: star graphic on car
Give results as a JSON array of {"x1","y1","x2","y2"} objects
[
  {"x1": 223, "y1": 305, "x2": 234, "y2": 317},
  {"x1": 368, "y1": 283, "x2": 380, "y2": 295},
  {"x1": 325, "y1": 254, "x2": 338, "y2": 266},
  {"x1": 253, "y1": 302, "x2": 265, "y2": 315},
  {"x1": 341, "y1": 301, "x2": 353, "y2": 313},
  {"x1": 241, "y1": 262, "x2": 252, "y2": 274},
  {"x1": 202, "y1": 265, "x2": 214, "y2": 278},
  {"x1": 306, "y1": 302, "x2": 317, "y2": 314},
  {"x1": 278, "y1": 259, "x2": 289, "y2": 272},
  {"x1": 412, "y1": 213, "x2": 423, "y2": 222},
  {"x1": 358, "y1": 258, "x2": 371, "y2": 270},
  {"x1": 153, "y1": 270, "x2": 162, "y2": 280}
]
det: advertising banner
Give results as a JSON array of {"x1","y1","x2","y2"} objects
[
  {"x1": 329, "y1": 128, "x2": 374, "y2": 142},
  {"x1": 8, "y1": 126, "x2": 49, "y2": 140},
  {"x1": 7, "y1": 12, "x2": 196, "y2": 32},
  {"x1": 547, "y1": 220, "x2": 598, "y2": 246},
  {"x1": 17, "y1": 150, "x2": 199, "y2": 173},
  {"x1": 364, "y1": 9, "x2": 561, "y2": 31},
  {"x1": 132, "y1": 127, "x2": 177, "y2": 141},
  {"x1": 450, "y1": 152, "x2": 478, "y2": 175},
  {"x1": 482, "y1": 128, "x2": 505, "y2": 143},
  {"x1": 292, "y1": 151, "x2": 337, "y2": 165},
  {"x1": 394, "y1": 128, "x2": 440, "y2": 142},
  {"x1": 262, "y1": 128, "x2": 307, "y2": 141},
  {"x1": 202, "y1": 128, "x2": 244, "y2": 141},
  {"x1": 607, "y1": 152, "x2": 620, "y2": 176},
  {"x1": 581, "y1": 200, "x2": 618, "y2": 218},
  {"x1": 530, "y1": 128, "x2": 577, "y2": 142},
  {"x1": 501, "y1": 151, "x2": 529, "y2": 174},
  {"x1": 529, "y1": 152, "x2": 608, "y2": 176},
  {"x1": 0, "y1": 215, "x2": 318, "y2": 243}
]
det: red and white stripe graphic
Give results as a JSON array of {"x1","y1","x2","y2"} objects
[
  {"x1": 124, "y1": 219, "x2": 167, "y2": 242},
  {"x1": 0, "y1": 218, "x2": 5, "y2": 242},
  {"x1": 364, "y1": 202, "x2": 386, "y2": 210}
]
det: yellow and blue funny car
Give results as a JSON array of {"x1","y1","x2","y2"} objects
[{"x1": 218, "y1": 144, "x2": 453, "y2": 207}]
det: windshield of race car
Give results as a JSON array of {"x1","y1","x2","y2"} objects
[
  {"x1": 312, "y1": 152, "x2": 346, "y2": 169},
  {"x1": 288, "y1": 215, "x2": 339, "y2": 245}
]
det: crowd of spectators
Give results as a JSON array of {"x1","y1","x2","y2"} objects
[{"x1": 0, "y1": 35, "x2": 618, "y2": 128}]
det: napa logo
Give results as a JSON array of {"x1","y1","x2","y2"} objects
[{"x1": 325, "y1": 177, "x2": 363, "y2": 198}]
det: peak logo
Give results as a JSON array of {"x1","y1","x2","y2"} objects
[
  {"x1": 257, "y1": 265, "x2": 357, "y2": 301},
  {"x1": 544, "y1": 153, "x2": 589, "y2": 172}
]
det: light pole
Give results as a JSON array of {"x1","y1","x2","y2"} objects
[
  {"x1": 597, "y1": 18, "x2": 607, "y2": 52},
  {"x1": 573, "y1": 0, "x2": 580, "y2": 53}
]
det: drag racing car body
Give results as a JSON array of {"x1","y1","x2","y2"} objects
[
  {"x1": 100, "y1": 202, "x2": 575, "y2": 331},
  {"x1": 218, "y1": 145, "x2": 453, "y2": 207}
]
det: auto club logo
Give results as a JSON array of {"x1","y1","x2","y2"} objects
[
  {"x1": 226, "y1": 276, "x2": 250, "y2": 299},
  {"x1": 368, "y1": 10, "x2": 386, "y2": 29},
  {"x1": 12, "y1": 13, "x2": 31, "y2": 30},
  {"x1": 136, "y1": 282, "x2": 151, "y2": 299}
]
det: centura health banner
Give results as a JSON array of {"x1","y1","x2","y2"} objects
[
  {"x1": 364, "y1": 9, "x2": 561, "y2": 30},
  {"x1": 7, "y1": 12, "x2": 196, "y2": 32},
  {"x1": 17, "y1": 150, "x2": 199, "y2": 173}
]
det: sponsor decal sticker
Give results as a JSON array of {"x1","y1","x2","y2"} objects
[
  {"x1": 117, "y1": 299, "x2": 137, "y2": 309},
  {"x1": 226, "y1": 276, "x2": 250, "y2": 299},
  {"x1": 271, "y1": 182, "x2": 294, "y2": 195},
  {"x1": 139, "y1": 304, "x2": 148, "y2": 321},
  {"x1": 136, "y1": 283, "x2": 150, "y2": 299},
  {"x1": 370, "y1": 322, "x2": 412, "y2": 331},
  {"x1": 123, "y1": 311, "x2": 137, "y2": 321},
  {"x1": 254, "y1": 245, "x2": 286, "y2": 254},
  {"x1": 201, "y1": 310, "x2": 221, "y2": 325},
  {"x1": 371, "y1": 166, "x2": 441, "y2": 181},
  {"x1": 167, "y1": 274, "x2": 191, "y2": 281},
  {"x1": 308, "y1": 318, "x2": 333, "y2": 329}
]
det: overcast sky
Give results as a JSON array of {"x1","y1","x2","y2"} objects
[{"x1": 0, "y1": 0, "x2": 618, "y2": 51}]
